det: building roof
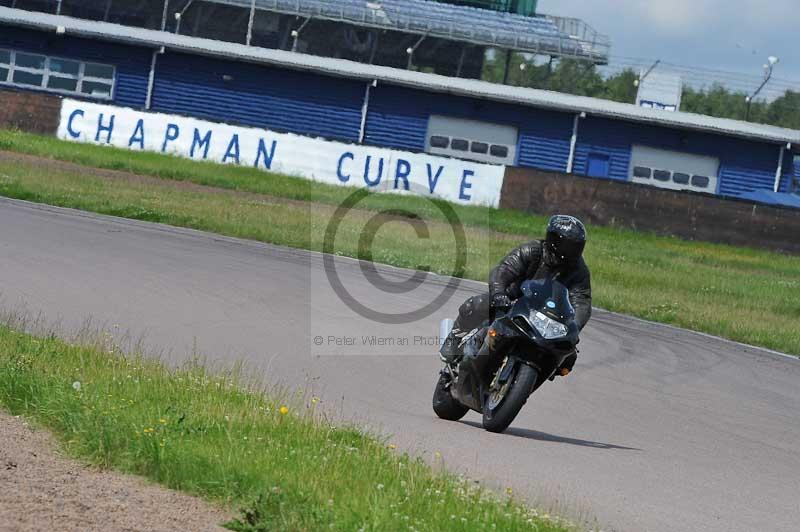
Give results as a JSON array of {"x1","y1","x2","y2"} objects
[{"x1": 2, "y1": 6, "x2": 799, "y2": 146}]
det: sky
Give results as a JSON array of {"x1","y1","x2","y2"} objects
[{"x1": 542, "y1": 0, "x2": 799, "y2": 83}]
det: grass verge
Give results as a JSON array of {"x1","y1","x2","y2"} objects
[
  {"x1": 0, "y1": 129, "x2": 799, "y2": 356},
  {"x1": 0, "y1": 325, "x2": 570, "y2": 531}
]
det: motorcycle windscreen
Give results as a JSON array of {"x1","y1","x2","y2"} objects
[{"x1": 519, "y1": 278, "x2": 575, "y2": 321}]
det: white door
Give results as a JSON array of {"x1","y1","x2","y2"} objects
[{"x1": 629, "y1": 145, "x2": 719, "y2": 193}]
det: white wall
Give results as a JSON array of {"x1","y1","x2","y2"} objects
[{"x1": 57, "y1": 99, "x2": 507, "y2": 207}]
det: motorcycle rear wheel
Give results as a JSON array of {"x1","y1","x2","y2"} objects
[
  {"x1": 432, "y1": 372, "x2": 469, "y2": 421},
  {"x1": 482, "y1": 363, "x2": 538, "y2": 433}
]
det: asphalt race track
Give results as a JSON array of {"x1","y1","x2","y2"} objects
[{"x1": 0, "y1": 197, "x2": 798, "y2": 532}]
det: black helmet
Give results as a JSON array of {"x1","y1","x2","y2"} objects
[{"x1": 544, "y1": 215, "x2": 586, "y2": 267}]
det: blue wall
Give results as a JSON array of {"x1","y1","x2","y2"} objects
[
  {"x1": 575, "y1": 116, "x2": 792, "y2": 194},
  {"x1": 366, "y1": 84, "x2": 574, "y2": 172},
  {"x1": 2, "y1": 25, "x2": 794, "y2": 197},
  {"x1": 151, "y1": 52, "x2": 365, "y2": 142},
  {"x1": 0, "y1": 26, "x2": 151, "y2": 109}
]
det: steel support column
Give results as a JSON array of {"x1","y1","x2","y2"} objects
[
  {"x1": 566, "y1": 112, "x2": 583, "y2": 174},
  {"x1": 246, "y1": 0, "x2": 257, "y2": 45},
  {"x1": 774, "y1": 144, "x2": 788, "y2": 192},
  {"x1": 145, "y1": 47, "x2": 165, "y2": 110},
  {"x1": 359, "y1": 80, "x2": 376, "y2": 144}
]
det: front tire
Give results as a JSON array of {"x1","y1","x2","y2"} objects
[
  {"x1": 482, "y1": 363, "x2": 538, "y2": 433},
  {"x1": 432, "y1": 372, "x2": 469, "y2": 421}
]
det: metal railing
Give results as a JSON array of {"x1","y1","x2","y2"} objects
[
  {"x1": 4, "y1": 0, "x2": 609, "y2": 62},
  {"x1": 215, "y1": 0, "x2": 610, "y2": 61}
]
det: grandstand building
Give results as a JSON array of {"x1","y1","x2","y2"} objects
[
  {"x1": 1, "y1": 0, "x2": 609, "y2": 80},
  {"x1": 0, "y1": 4, "x2": 798, "y2": 202}
]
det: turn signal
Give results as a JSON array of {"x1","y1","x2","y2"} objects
[
  {"x1": 488, "y1": 328, "x2": 497, "y2": 338},
  {"x1": 559, "y1": 367, "x2": 571, "y2": 377}
]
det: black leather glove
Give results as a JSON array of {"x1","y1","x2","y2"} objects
[{"x1": 491, "y1": 293, "x2": 512, "y2": 309}]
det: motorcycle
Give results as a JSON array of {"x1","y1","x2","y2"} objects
[{"x1": 432, "y1": 277, "x2": 579, "y2": 433}]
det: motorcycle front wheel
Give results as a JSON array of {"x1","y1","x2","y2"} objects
[
  {"x1": 482, "y1": 362, "x2": 538, "y2": 433},
  {"x1": 432, "y1": 372, "x2": 469, "y2": 421}
]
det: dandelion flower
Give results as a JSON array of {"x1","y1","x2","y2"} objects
[
  {"x1": 505, "y1": 487, "x2": 513, "y2": 496},
  {"x1": 388, "y1": 443, "x2": 396, "y2": 450},
  {"x1": 434, "y1": 451, "x2": 441, "y2": 459},
  {"x1": 311, "y1": 397, "x2": 320, "y2": 404},
  {"x1": 279, "y1": 406, "x2": 289, "y2": 415},
  {"x1": 159, "y1": 418, "x2": 167, "y2": 425}
]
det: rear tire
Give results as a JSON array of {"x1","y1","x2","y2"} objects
[
  {"x1": 432, "y1": 372, "x2": 469, "y2": 421},
  {"x1": 482, "y1": 363, "x2": 538, "y2": 433}
]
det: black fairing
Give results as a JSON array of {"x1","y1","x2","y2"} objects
[
  {"x1": 450, "y1": 278, "x2": 579, "y2": 412},
  {"x1": 451, "y1": 328, "x2": 491, "y2": 411},
  {"x1": 497, "y1": 278, "x2": 579, "y2": 370}
]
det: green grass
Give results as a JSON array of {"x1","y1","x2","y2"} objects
[
  {"x1": 0, "y1": 325, "x2": 571, "y2": 531},
  {"x1": 0, "y1": 129, "x2": 799, "y2": 356}
]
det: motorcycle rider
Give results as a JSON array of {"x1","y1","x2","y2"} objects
[{"x1": 440, "y1": 214, "x2": 592, "y2": 375}]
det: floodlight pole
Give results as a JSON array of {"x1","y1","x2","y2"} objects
[
  {"x1": 291, "y1": 18, "x2": 311, "y2": 52},
  {"x1": 367, "y1": 31, "x2": 381, "y2": 64},
  {"x1": 246, "y1": 0, "x2": 257, "y2": 46},
  {"x1": 160, "y1": 0, "x2": 170, "y2": 31},
  {"x1": 502, "y1": 50, "x2": 512, "y2": 84},
  {"x1": 745, "y1": 59, "x2": 777, "y2": 121},
  {"x1": 174, "y1": 0, "x2": 195, "y2": 35},
  {"x1": 55, "y1": 0, "x2": 62, "y2": 15},
  {"x1": 636, "y1": 59, "x2": 660, "y2": 87},
  {"x1": 406, "y1": 35, "x2": 426, "y2": 70}
]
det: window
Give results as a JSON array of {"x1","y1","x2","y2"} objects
[
  {"x1": 15, "y1": 53, "x2": 45, "y2": 70},
  {"x1": 13, "y1": 70, "x2": 43, "y2": 86},
  {"x1": 429, "y1": 135, "x2": 449, "y2": 149},
  {"x1": 633, "y1": 166, "x2": 651, "y2": 178},
  {"x1": 49, "y1": 58, "x2": 80, "y2": 76},
  {"x1": 470, "y1": 141, "x2": 488, "y2": 154},
  {"x1": 48, "y1": 76, "x2": 79, "y2": 91},
  {"x1": 83, "y1": 62, "x2": 114, "y2": 79},
  {"x1": 450, "y1": 138, "x2": 469, "y2": 151},
  {"x1": 653, "y1": 169, "x2": 671, "y2": 182},
  {"x1": 672, "y1": 172, "x2": 690, "y2": 185},
  {"x1": 81, "y1": 80, "x2": 113, "y2": 98},
  {"x1": 691, "y1": 175, "x2": 710, "y2": 188},
  {"x1": 0, "y1": 49, "x2": 115, "y2": 100},
  {"x1": 490, "y1": 145, "x2": 509, "y2": 158},
  {"x1": 0, "y1": 49, "x2": 11, "y2": 83}
]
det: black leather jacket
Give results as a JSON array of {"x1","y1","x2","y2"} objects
[{"x1": 488, "y1": 239, "x2": 592, "y2": 330}]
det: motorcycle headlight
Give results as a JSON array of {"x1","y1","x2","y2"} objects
[{"x1": 530, "y1": 311, "x2": 568, "y2": 339}]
